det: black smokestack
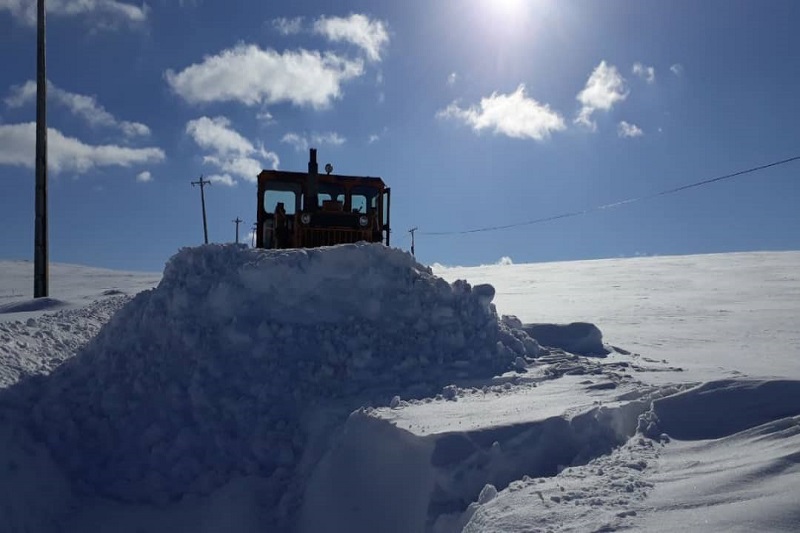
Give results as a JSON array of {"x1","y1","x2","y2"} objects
[{"x1": 306, "y1": 148, "x2": 319, "y2": 211}]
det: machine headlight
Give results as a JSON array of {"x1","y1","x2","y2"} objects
[
  {"x1": 301, "y1": 213, "x2": 311, "y2": 224},
  {"x1": 358, "y1": 215, "x2": 369, "y2": 227}
]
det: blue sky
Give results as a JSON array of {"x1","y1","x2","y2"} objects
[{"x1": 1, "y1": 0, "x2": 799, "y2": 271}]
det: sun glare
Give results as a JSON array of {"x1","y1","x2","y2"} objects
[
  {"x1": 492, "y1": 0, "x2": 527, "y2": 16},
  {"x1": 475, "y1": 0, "x2": 546, "y2": 29}
]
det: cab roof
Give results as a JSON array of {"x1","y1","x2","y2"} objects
[{"x1": 257, "y1": 169, "x2": 386, "y2": 189}]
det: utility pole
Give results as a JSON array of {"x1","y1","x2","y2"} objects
[
  {"x1": 233, "y1": 217, "x2": 242, "y2": 244},
  {"x1": 191, "y1": 175, "x2": 210, "y2": 244},
  {"x1": 409, "y1": 227, "x2": 418, "y2": 256},
  {"x1": 251, "y1": 222, "x2": 257, "y2": 247},
  {"x1": 33, "y1": 0, "x2": 48, "y2": 298}
]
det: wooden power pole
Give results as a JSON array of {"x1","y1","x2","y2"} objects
[
  {"x1": 191, "y1": 175, "x2": 210, "y2": 244},
  {"x1": 409, "y1": 227, "x2": 418, "y2": 256},
  {"x1": 33, "y1": 0, "x2": 48, "y2": 298},
  {"x1": 233, "y1": 217, "x2": 242, "y2": 244}
]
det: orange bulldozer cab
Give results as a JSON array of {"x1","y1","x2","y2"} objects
[{"x1": 256, "y1": 149, "x2": 391, "y2": 249}]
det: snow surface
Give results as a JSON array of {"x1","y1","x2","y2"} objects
[
  {"x1": 0, "y1": 247, "x2": 798, "y2": 532},
  {"x1": 0, "y1": 260, "x2": 160, "y2": 322},
  {"x1": 434, "y1": 252, "x2": 800, "y2": 382},
  {"x1": 0, "y1": 262, "x2": 160, "y2": 387}
]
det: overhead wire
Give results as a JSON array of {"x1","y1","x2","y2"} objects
[{"x1": 419, "y1": 154, "x2": 800, "y2": 236}]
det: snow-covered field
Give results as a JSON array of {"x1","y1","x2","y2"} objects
[
  {"x1": 0, "y1": 262, "x2": 161, "y2": 387},
  {"x1": 434, "y1": 252, "x2": 800, "y2": 382},
  {"x1": 0, "y1": 246, "x2": 798, "y2": 532}
]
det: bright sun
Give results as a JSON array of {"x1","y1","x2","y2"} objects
[
  {"x1": 467, "y1": 0, "x2": 550, "y2": 41},
  {"x1": 493, "y1": 0, "x2": 526, "y2": 14},
  {"x1": 480, "y1": 0, "x2": 537, "y2": 24}
]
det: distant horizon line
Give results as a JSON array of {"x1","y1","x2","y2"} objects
[{"x1": 2, "y1": 246, "x2": 800, "y2": 274}]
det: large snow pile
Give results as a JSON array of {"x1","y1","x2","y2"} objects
[
  {"x1": 6, "y1": 243, "x2": 539, "y2": 507},
  {"x1": 0, "y1": 297, "x2": 133, "y2": 387}
]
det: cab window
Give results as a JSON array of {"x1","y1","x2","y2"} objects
[
  {"x1": 264, "y1": 190, "x2": 297, "y2": 214},
  {"x1": 318, "y1": 183, "x2": 345, "y2": 209},
  {"x1": 351, "y1": 185, "x2": 379, "y2": 214},
  {"x1": 351, "y1": 194, "x2": 368, "y2": 213}
]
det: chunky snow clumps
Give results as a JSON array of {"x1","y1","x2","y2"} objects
[{"x1": 13, "y1": 243, "x2": 541, "y2": 503}]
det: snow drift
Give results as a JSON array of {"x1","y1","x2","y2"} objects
[
  {"x1": 2, "y1": 250, "x2": 800, "y2": 532},
  {"x1": 460, "y1": 379, "x2": 800, "y2": 532},
  {"x1": 3, "y1": 243, "x2": 542, "y2": 512}
]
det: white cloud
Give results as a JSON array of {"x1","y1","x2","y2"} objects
[
  {"x1": 670, "y1": 63, "x2": 684, "y2": 77},
  {"x1": 1, "y1": 0, "x2": 147, "y2": 26},
  {"x1": 0, "y1": 122, "x2": 164, "y2": 173},
  {"x1": 618, "y1": 121, "x2": 643, "y2": 138},
  {"x1": 632, "y1": 62, "x2": 655, "y2": 83},
  {"x1": 437, "y1": 84, "x2": 565, "y2": 141},
  {"x1": 368, "y1": 127, "x2": 388, "y2": 144},
  {"x1": 203, "y1": 155, "x2": 264, "y2": 181},
  {"x1": 256, "y1": 110, "x2": 275, "y2": 124},
  {"x1": 281, "y1": 133, "x2": 307, "y2": 152},
  {"x1": 431, "y1": 256, "x2": 514, "y2": 270},
  {"x1": 313, "y1": 131, "x2": 345, "y2": 146},
  {"x1": 5, "y1": 80, "x2": 150, "y2": 137},
  {"x1": 165, "y1": 45, "x2": 364, "y2": 109},
  {"x1": 207, "y1": 174, "x2": 236, "y2": 187},
  {"x1": 447, "y1": 72, "x2": 458, "y2": 86},
  {"x1": 281, "y1": 131, "x2": 346, "y2": 152},
  {"x1": 3, "y1": 80, "x2": 35, "y2": 107},
  {"x1": 271, "y1": 16, "x2": 304, "y2": 35},
  {"x1": 575, "y1": 61, "x2": 628, "y2": 130},
  {"x1": 185, "y1": 116, "x2": 278, "y2": 185},
  {"x1": 136, "y1": 170, "x2": 152, "y2": 182},
  {"x1": 187, "y1": 116, "x2": 256, "y2": 156},
  {"x1": 313, "y1": 14, "x2": 389, "y2": 62}
]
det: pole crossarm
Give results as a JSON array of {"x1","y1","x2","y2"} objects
[
  {"x1": 233, "y1": 217, "x2": 243, "y2": 244},
  {"x1": 191, "y1": 175, "x2": 211, "y2": 244}
]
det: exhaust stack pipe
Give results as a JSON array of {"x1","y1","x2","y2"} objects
[{"x1": 306, "y1": 148, "x2": 319, "y2": 211}]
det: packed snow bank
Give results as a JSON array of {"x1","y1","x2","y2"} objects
[
  {"x1": 636, "y1": 413, "x2": 800, "y2": 532},
  {"x1": 643, "y1": 379, "x2": 800, "y2": 440},
  {"x1": 0, "y1": 296, "x2": 134, "y2": 388},
  {"x1": 0, "y1": 410, "x2": 74, "y2": 532},
  {"x1": 62, "y1": 476, "x2": 278, "y2": 533},
  {"x1": 502, "y1": 316, "x2": 608, "y2": 356},
  {"x1": 301, "y1": 374, "x2": 656, "y2": 533},
  {"x1": 300, "y1": 410, "x2": 437, "y2": 533},
  {"x1": 454, "y1": 433, "x2": 662, "y2": 533},
  {"x1": 3, "y1": 243, "x2": 541, "y2": 512},
  {"x1": 1, "y1": 250, "x2": 798, "y2": 533},
  {"x1": 453, "y1": 377, "x2": 800, "y2": 532}
]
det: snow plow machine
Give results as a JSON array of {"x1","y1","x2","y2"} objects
[{"x1": 256, "y1": 148, "x2": 391, "y2": 250}]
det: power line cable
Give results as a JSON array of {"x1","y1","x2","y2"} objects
[{"x1": 420, "y1": 154, "x2": 800, "y2": 236}]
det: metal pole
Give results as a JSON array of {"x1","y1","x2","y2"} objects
[
  {"x1": 200, "y1": 182, "x2": 208, "y2": 244},
  {"x1": 34, "y1": 0, "x2": 48, "y2": 298},
  {"x1": 191, "y1": 176, "x2": 211, "y2": 244},
  {"x1": 233, "y1": 217, "x2": 242, "y2": 244},
  {"x1": 409, "y1": 227, "x2": 418, "y2": 256}
]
